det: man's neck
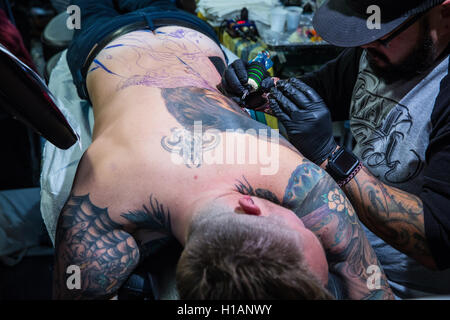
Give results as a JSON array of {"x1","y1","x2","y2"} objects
[{"x1": 176, "y1": 191, "x2": 244, "y2": 245}]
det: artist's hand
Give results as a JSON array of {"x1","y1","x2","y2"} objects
[
  {"x1": 219, "y1": 59, "x2": 274, "y2": 108},
  {"x1": 219, "y1": 59, "x2": 249, "y2": 102},
  {"x1": 269, "y1": 78, "x2": 337, "y2": 165}
]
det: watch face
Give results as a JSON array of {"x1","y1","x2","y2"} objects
[{"x1": 334, "y1": 149, "x2": 359, "y2": 176}]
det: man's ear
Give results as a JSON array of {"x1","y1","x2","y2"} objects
[{"x1": 238, "y1": 196, "x2": 262, "y2": 216}]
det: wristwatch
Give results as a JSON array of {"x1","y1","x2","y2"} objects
[{"x1": 326, "y1": 147, "x2": 361, "y2": 184}]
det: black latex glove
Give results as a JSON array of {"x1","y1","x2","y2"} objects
[
  {"x1": 269, "y1": 78, "x2": 337, "y2": 165},
  {"x1": 220, "y1": 59, "x2": 249, "y2": 102},
  {"x1": 219, "y1": 59, "x2": 274, "y2": 108}
]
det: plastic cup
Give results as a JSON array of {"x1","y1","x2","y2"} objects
[
  {"x1": 286, "y1": 7, "x2": 303, "y2": 31},
  {"x1": 270, "y1": 7, "x2": 287, "y2": 33}
]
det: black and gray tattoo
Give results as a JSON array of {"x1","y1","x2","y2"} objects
[
  {"x1": 53, "y1": 194, "x2": 173, "y2": 299},
  {"x1": 53, "y1": 194, "x2": 140, "y2": 299},
  {"x1": 160, "y1": 87, "x2": 298, "y2": 168}
]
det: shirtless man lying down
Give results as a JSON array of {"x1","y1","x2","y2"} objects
[{"x1": 53, "y1": 0, "x2": 394, "y2": 300}]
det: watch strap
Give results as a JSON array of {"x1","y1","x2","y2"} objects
[
  {"x1": 326, "y1": 147, "x2": 362, "y2": 186},
  {"x1": 336, "y1": 162, "x2": 363, "y2": 188}
]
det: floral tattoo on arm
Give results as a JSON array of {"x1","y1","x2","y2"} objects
[{"x1": 235, "y1": 159, "x2": 394, "y2": 300}]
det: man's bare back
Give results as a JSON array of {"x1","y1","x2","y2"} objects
[
  {"x1": 54, "y1": 27, "x2": 393, "y2": 299},
  {"x1": 73, "y1": 27, "x2": 301, "y2": 244}
]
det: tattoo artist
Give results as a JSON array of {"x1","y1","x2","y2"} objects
[{"x1": 220, "y1": 0, "x2": 450, "y2": 298}]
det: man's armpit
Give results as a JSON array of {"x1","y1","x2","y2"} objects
[
  {"x1": 120, "y1": 194, "x2": 174, "y2": 259},
  {"x1": 233, "y1": 159, "x2": 327, "y2": 207}
]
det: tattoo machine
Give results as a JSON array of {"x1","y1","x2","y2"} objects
[
  {"x1": 246, "y1": 51, "x2": 273, "y2": 92},
  {"x1": 242, "y1": 51, "x2": 273, "y2": 99},
  {"x1": 241, "y1": 51, "x2": 274, "y2": 110}
]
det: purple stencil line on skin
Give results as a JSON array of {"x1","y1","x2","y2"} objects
[
  {"x1": 93, "y1": 59, "x2": 123, "y2": 77},
  {"x1": 105, "y1": 44, "x2": 124, "y2": 50},
  {"x1": 175, "y1": 56, "x2": 204, "y2": 77},
  {"x1": 119, "y1": 34, "x2": 152, "y2": 45},
  {"x1": 118, "y1": 74, "x2": 216, "y2": 92},
  {"x1": 88, "y1": 66, "x2": 100, "y2": 73},
  {"x1": 174, "y1": 55, "x2": 211, "y2": 85},
  {"x1": 167, "y1": 29, "x2": 186, "y2": 39},
  {"x1": 176, "y1": 56, "x2": 189, "y2": 67}
]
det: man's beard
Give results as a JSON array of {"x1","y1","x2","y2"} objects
[{"x1": 367, "y1": 20, "x2": 436, "y2": 84}]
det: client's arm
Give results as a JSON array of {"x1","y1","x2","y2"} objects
[
  {"x1": 287, "y1": 160, "x2": 394, "y2": 299},
  {"x1": 237, "y1": 159, "x2": 394, "y2": 300},
  {"x1": 53, "y1": 193, "x2": 140, "y2": 299}
]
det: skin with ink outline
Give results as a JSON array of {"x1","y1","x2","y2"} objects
[
  {"x1": 88, "y1": 27, "x2": 294, "y2": 157},
  {"x1": 87, "y1": 29, "x2": 220, "y2": 91}
]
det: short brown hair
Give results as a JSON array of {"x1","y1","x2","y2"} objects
[{"x1": 176, "y1": 213, "x2": 334, "y2": 299}]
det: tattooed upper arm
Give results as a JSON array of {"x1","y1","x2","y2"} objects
[
  {"x1": 283, "y1": 160, "x2": 393, "y2": 299},
  {"x1": 53, "y1": 192, "x2": 176, "y2": 299},
  {"x1": 53, "y1": 194, "x2": 140, "y2": 299},
  {"x1": 235, "y1": 159, "x2": 394, "y2": 299}
]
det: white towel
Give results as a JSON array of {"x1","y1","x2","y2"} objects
[{"x1": 40, "y1": 50, "x2": 94, "y2": 245}]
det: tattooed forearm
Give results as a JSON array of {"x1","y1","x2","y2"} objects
[
  {"x1": 343, "y1": 166, "x2": 436, "y2": 269},
  {"x1": 53, "y1": 194, "x2": 140, "y2": 299}
]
